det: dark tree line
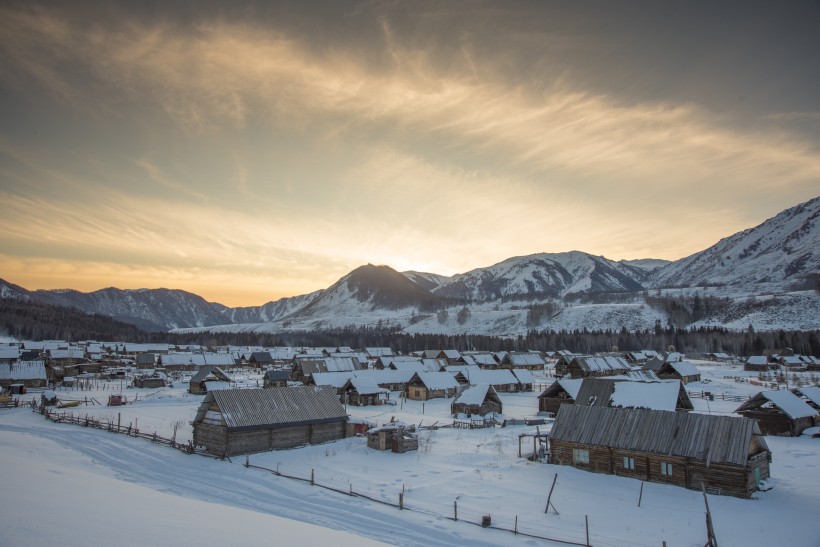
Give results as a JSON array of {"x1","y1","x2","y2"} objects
[{"x1": 0, "y1": 299, "x2": 150, "y2": 342}]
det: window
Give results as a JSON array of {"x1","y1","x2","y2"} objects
[
  {"x1": 573, "y1": 448, "x2": 590, "y2": 464},
  {"x1": 661, "y1": 462, "x2": 673, "y2": 476},
  {"x1": 623, "y1": 456, "x2": 635, "y2": 470}
]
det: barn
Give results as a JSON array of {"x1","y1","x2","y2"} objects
[
  {"x1": 192, "y1": 386, "x2": 348, "y2": 457},
  {"x1": 450, "y1": 385, "x2": 503, "y2": 417},
  {"x1": 735, "y1": 390, "x2": 817, "y2": 437},
  {"x1": 549, "y1": 405, "x2": 771, "y2": 498}
]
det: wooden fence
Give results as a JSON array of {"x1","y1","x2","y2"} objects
[
  {"x1": 687, "y1": 390, "x2": 749, "y2": 403},
  {"x1": 38, "y1": 406, "x2": 198, "y2": 455}
]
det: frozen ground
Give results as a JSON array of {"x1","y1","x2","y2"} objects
[{"x1": 1, "y1": 361, "x2": 818, "y2": 546}]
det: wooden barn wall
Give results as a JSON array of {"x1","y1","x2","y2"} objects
[
  {"x1": 195, "y1": 421, "x2": 346, "y2": 457},
  {"x1": 549, "y1": 439, "x2": 764, "y2": 498},
  {"x1": 539, "y1": 397, "x2": 572, "y2": 414}
]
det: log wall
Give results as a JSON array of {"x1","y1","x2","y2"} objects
[
  {"x1": 194, "y1": 421, "x2": 346, "y2": 457},
  {"x1": 549, "y1": 439, "x2": 768, "y2": 498}
]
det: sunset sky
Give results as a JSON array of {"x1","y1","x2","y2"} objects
[{"x1": 1, "y1": 1, "x2": 819, "y2": 306}]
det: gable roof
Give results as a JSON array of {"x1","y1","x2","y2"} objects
[
  {"x1": 0, "y1": 361, "x2": 46, "y2": 381},
  {"x1": 664, "y1": 361, "x2": 701, "y2": 378},
  {"x1": 793, "y1": 386, "x2": 820, "y2": 408},
  {"x1": 195, "y1": 386, "x2": 347, "y2": 431},
  {"x1": 736, "y1": 390, "x2": 818, "y2": 419},
  {"x1": 190, "y1": 366, "x2": 232, "y2": 383},
  {"x1": 410, "y1": 371, "x2": 460, "y2": 391},
  {"x1": 551, "y1": 405, "x2": 766, "y2": 466},
  {"x1": 570, "y1": 356, "x2": 632, "y2": 374},
  {"x1": 453, "y1": 384, "x2": 499, "y2": 406},
  {"x1": 538, "y1": 379, "x2": 584, "y2": 400},
  {"x1": 574, "y1": 378, "x2": 691, "y2": 412}
]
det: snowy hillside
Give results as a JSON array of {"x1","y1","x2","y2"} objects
[
  {"x1": 431, "y1": 252, "x2": 647, "y2": 301},
  {"x1": 652, "y1": 196, "x2": 820, "y2": 290}
]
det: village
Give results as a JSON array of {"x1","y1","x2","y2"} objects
[{"x1": 0, "y1": 339, "x2": 818, "y2": 545}]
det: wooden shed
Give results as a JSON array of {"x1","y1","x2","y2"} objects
[
  {"x1": 189, "y1": 366, "x2": 233, "y2": 394},
  {"x1": 450, "y1": 385, "x2": 502, "y2": 417},
  {"x1": 405, "y1": 372, "x2": 460, "y2": 400},
  {"x1": 367, "y1": 424, "x2": 418, "y2": 453},
  {"x1": 263, "y1": 370, "x2": 290, "y2": 388},
  {"x1": 0, "y1": 361, "x2": 47, "y2": 389},
  {"x1": 340, "y1": 377, "x2": 389, "y2": 406},
  {"x1": 549, "y1": 405, "x2": 771, "y2": 498},
  {"x1": 192, "y1": 386, "x2": 348, "y2": 457},
  {"x1": 133, "y1": 374, "x2": 167, "y2": 389},
  {"x1": 735, "y1": 390, "x2": 817, "y2": 437},
  {"x1": 537, "y1": 379, "x2": 583, "y2": 414},
  {"x1": 657, "y1": 361, "x2": 701, "y2": 385}
]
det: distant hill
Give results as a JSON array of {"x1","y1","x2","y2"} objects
[{"x1": 3, "y1": 196, "x2": 818, "y2": 334}]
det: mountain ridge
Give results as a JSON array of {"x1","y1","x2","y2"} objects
[{"x1": 2, "y1": 196, "x2": 818, "y2": 333}]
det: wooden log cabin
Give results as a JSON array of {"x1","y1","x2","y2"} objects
[
  {"x1": 735, "y1": 390, "x2": 817, "y2": 437},
  {"x1": 405, "y1": 372, "x2": 460, "y2": 400},
  {"x1": 537, "y1": 379, "x2": 583, "y2": 414},
  {"x1": 549, "y1": 405, "x2": 771, "y2": 498},
  {"x1": 450, "y1": 384, "x2": 503, "y2": 417},
  {"x1": 192, "y1": 386, "x2": 348, "y2": 457}
]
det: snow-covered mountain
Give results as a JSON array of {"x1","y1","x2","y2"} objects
[
  {"x1": 3, "y1": 196, "x2": 819, "y2": 334},
  {"x1": 429, "y1": 252, "x2": 648, "y2": 301},
  {"x1": 651, "y1": 196, "x2": 820, "y2": 290}
]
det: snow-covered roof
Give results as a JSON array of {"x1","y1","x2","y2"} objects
[
  {"x1": 795, "y1": 386, "x2": 820, "y2": 407},
  {"x1": 0, "y1": 348, "x2": 20, "y2": 359},
  {"x1": 365, "y1": 347, "x2": 394, "y2": 358},
  {"x1": 0, "y1": 361, "x2": 46, "y2": 380},
  {"x1": 312, "y1": 371, "x2": 356, "y2": 388},
  {"x1": 667, "y1": 361, "x2": 701, "y2": 378},
  {"x1": 349, "y1": 377, "x2": 388, "y2": 395},
  {"x1": 412, "y1": 372, "x2": 460, "y2": 391},
  {"x1": 608, "y1": 381, "x2": 682, "y2": 412},
  {"x1": 204, "y1": 381, "x2": 231, "y2": 391},
  {"x1": 460, "y1": 368, "x2": 517, "y2": 386},
  {"x1": 746, "y1": 356, "x2": 768, "y2": 365},
  {"x1": 505, "y1": 353, "x2": 546, "y2": 366},
  {"x1": 738, "y1": 390, "x2": 818, "y2": 419},
  {"x1": 453, "y1": 385, "x2": 496, "y2": 406},
  {"x1": 510, "y1": 369, "x2": 535, "y2": 384}
]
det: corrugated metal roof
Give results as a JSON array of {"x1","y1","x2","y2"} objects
[
  {"x1": 195, "y1": 386, "x2": 347, "y2": 431},
  {"x1": 551, "y1": 405, "x2": 765, "y2": 466}
]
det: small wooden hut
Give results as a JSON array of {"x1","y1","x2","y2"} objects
[
  {"x1": 735, "y1": 390, "x2": 817, "y2": 437},
  {"x1": 263, "y1": 370, "x2": 290, "y2": 388},
  {"x1": 192, "y1": 386, "x2": 348, "y2": 457},
  {"x1": 340, "y1": 377, "x2": 389, "y2": 406},
  {"x1": 450, "y1": 385, "x2": 502, "y2": 417},
  {"x1": 537, "y1": 379, "x2": 583, "y2": 414},
  {"x1": 657, "y1": 361, "x2": 701, "y2": 385},
  {"x1": 405, "y1": 372, "x2": 459, "y2": 400},
  {"x1": 549, "y1": 405, "x2": 771, "y2": 498},
  {"x1": 189, "y1": 366, "x2": 233, "y2": 394},
  {"x1": 366, "y1": 424, "x2": 418, "y2": 453}
]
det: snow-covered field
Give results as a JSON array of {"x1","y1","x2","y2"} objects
[{"x1": 1, "y1": 362, "x2": 819, "y2": 546}]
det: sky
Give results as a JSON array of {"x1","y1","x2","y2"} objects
[{"x1": 1, "y1": 1, "x2": 819, "y2": 307}]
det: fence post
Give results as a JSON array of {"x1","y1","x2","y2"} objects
[
  {"x1": 514, "y1": 515, "x2": 518, "y2": 534},
  {"x1": 638, "y1": 482, "x2": 644, "y2": 507},
  {"x1": 454, "y1": 500, "x2": 458, "y2": 521},
  {"x1": 545, "y1": 473, "x2": 558, "y2": 514},
  {"x1": 399, "y1": 492, "x2": 404, "y2": 509},
  {"x1": 311, "y1": 469, "x2": 314, "y2": 485},
  {"x1": 585, "y1": 515, "x2": 590, "y2": 547}
]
